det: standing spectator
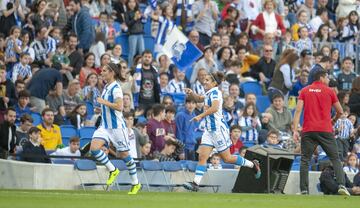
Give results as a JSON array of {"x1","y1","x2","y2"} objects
[
  {"x1": 14, "y1": 90, "x2": 32, "y2": 122},
  {"x1": 14, "y1": 79, "x2": 25, "y2": 99},
  {"x1": 28, "y1": 68, "x2": 63, "y2": 113},
  {"x1": 168, "y1": 67, "x2": 187, "y2": 93},
  {"x1": 125, "y1": 0, "x2": 145, "y2": 67},
  {"x1": 236, "y1": 45, "x2": 260, "y2": 77},
  {"x1": 133, "y1": 50, "x2": 161, "y2": 111},
  {"x1": 292, "y1": 69, "x2": 348, "y2": 195},
  {"x1": 238, "y1": 0, "x2": 262, "y2": 33},
  {"x1": 16, "y1": 114, "x2": 33, "y2": 147},
  {"x1": 0, "y1": 1, "x2": 25, "y2": 36},
  {"x1": 192, "y1": 0, "x2": 219, "y2": 46},
  {"x1": 175, "y1": 97, "x2": 197, "y2": 160},
  {"x1": 295, "y1": 27, "x2": 313, "y2": 52},
  {"x1": 268, "y1": 51, "x2": 298, "y2": 101},
  {"x1": 0, "y1": 66, "x2": 16, "y2": 121},
  {"x1": 119, "y1": 61, "x2": 134, "y2": 109},
  {"x1": 176, "y1": 0, "x2": 195, "y2": 33},
  {"x1": 191, "y1": 47, "x2": 217, "y2": 84},
  {"x1": 110, "y1": 44, "x2": 124, "y2": 64},
  {"x1": 349, "y1": 77, "x2": 360, "y2": 118},
  {"x1": 336, "y1": 0, "x2": 358, "y2": 19},
  {"x1": 265, "y1": 94, "x2": 293, "y2": 134},
  {"x1": 37, "y1": 108, "x2": 62, "y2": 151},
  {"x1": 291, "y1": 10, "x2": 313, "y2": 41},
  {"x1": 5, "y1": 26, "x2": 22, "y2": 72},
  {"x1": 297, "y1": 0, "x2": 316, "y2": 19},
  {"x1": 229, "y1": 125, "x2": 244, "y2": 155},
  {"x1": 162, "y1": 106, "x2": 177, "y2": 139},
  {"x1": 146, "y1": 104, "x2": 167, "y2": 155},
  {"x1": 188, "y1": 30, "x2": 204, "y2": 52},
  {"x1": 22, "y1": 126, "x2": 51, "y2": 163},
  {"x1": 89, "y1": 32, "x2": 106, "y2": 68},
  {"x1": 81, "y1": 73, "x2": 101, "y2": 107},
  {"x1": 250, "y1": 44, "x2": 276, "y2": 86},
  {"x1": 0, "y1": 107, "x2": 17, "y2": 159},
  {"x1": 337, "y1": 57, "x2": 357, "y2": 91},
  {"x1": 68, "y1": 0, "x2": 95, "y2": 54},
  {"x1": 30, "y1": 25, "x2": 51, "y2": 69}
]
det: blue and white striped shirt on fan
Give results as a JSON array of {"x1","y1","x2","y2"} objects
[
  {"x1": 334, "y1": 118, "x2": 354, "y2": 139},
  {"x1": 168, "y1": 79, "x2": 186, "y2": 93},
  {"x1": 11, "y1": 62, "x2": 32, "y2": 83},
  {"x1": 156, "y1": 16, "x2": 174, "y2": 46},
  {"x1": 192, "y1": 80, "x2": 205, "y2": 95},
  {"x1": 100, "y1": 81, "x2": 126, "y2": 129},
  {"x1": 175, "y1": 0, "x2": 195, "y2": 32},
  {"x1": 238, "y1": 116, "x2": 261, "y2": 142},
  {"x1": 46, "y1": 36, "x2": 57, "y2": 54},
  {"x1": 5, "y1": 38, "x2": 22, "y2": 59}
]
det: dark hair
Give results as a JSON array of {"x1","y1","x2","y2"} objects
[
  {"x1": 28, "y1": 127, "x2": 40, "y2": 135},
  {"x1": 41, "y1": 108, "x2": 54, "y2": 116},
  {"x1": 314, "y1": 69, "x2": 328, "y2": 81},
  {"x1": 152, "y1": 104, "x2": 165, "y2": 117},
  {"x1": 320, "y1": 56, "x2": 332, "y2": 63},
  {"x1": 185, "y1": 96, "x2": 196, "y2": 103},
  {"x1": 83, "y1": 52, "x2": 95, "y2": 67},
  {"x1": 243, "y1": 103, "x2": 258, "y2": 117},
  {"x1": 70, "y1": 103, "x2": 87, "y2": 118},
  {"x1": 236, "y1": 44, "x2": 247, "y2": 54},
  {"x1": 342, "y1": 56, "x2": 353, "y2": 64},
  {"x1": 20, "y1": 113, "x2": 33, "y2": 123},
  {"x1": 127, "y1": 0, "x2": 139, "y2": 11},
  {"x1": 67, "y1": 33, "x2": 78, "y2": 41},
  {"x1": 106, "y1": 63, "x2": 121, "y2": 80},
  {"x1": 165, "y1": 106, "x2": 176, "y2": 114},
  {"x1": 123, "y1": 111, "x2": 135, "y2": 119},
  {"x1": 209, "y1": 71, "x2": 225, "y2": 86},
  {"x1": 165, "y1": 139, "x2": 177, "y2": 146},
  {"x1": 267, "y1": 130, "x2": 279, "y2": 138},
  {"x1": 85, "y1": 72, "x2": 98, "y2": 86},
  {"x1": 300, "y1": 49, "x2": 312, "y2": 57},
  {"x1": 70, "y1": 136, "x2": 80, "y2": 144},
  {"x1": 348, "y1": 113, "x2": 358, "y2": 127},
  {"x1": 316, "y1": 7, "x2": 328, "y2": 16},
  {"x1": 69, "y1": 0, "x2": 81, "y2": 4},
  {"x1": 142, "y1": 50, "x2": 153, "y2": 56},
  {"x1": 6, "y1": 107, "x2": 16, "y2": 114},
  {"x1": 271, "y1": 93, "x2": 284, "y2": 102},
  {"x1": 217, "y1": 46, "x2": 233, "y2": 60},
  {"x1": 351, "y1": 76, "x2": 360, "y2": 94},
  {"x1": 230, "y1": 125, "x2": 241, "y2": 132},
  {"x1": 18, "y1": 90, "x2": 31, "y2": 98},
  {"x1": 15, "y1": 79, "x2": 25, "y2": 86},
  {"x1": 315, "y1": 24, "x2": 330, "y2": 41},
  {"x1": 94, "y1": 32, "x2": 106, "y2": 44}
]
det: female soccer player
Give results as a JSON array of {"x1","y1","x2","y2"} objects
[
  {"x1": 90, "y1": 63, "x2": 141, "y2": 194},
  {"x1": 183, "y1": 72, "x2": 261, "y2": 191}
]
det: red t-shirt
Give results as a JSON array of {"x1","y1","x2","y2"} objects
[
  {"x1": 299, "y1": 81, "x2": 338, "y2": 133},
  {"x1": 230, "y1": 138, "x2": 243, "y2": 154}
]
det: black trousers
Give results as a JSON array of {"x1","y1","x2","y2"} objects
[{"x1": 300, "y1": 132, "x2": 345, "y2": 192}]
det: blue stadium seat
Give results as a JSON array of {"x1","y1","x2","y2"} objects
[
  {"x1": 80, "y1": 137, "x2": 92, "y2": 147},
  {"x1": 241, "y1": 81, "x2": 263, "y2": 95},
  {"x1": 144, "y1": 19, "x2": 152, "y2": 36},
  {"x1": 256, "y1": 95, "x2": 271, "y2": 113},
  {"x1": 31, "y1": 112, "x2": 42, "y2": 126},
  {"x1": 60, "y1": 125, "x2": 78, "y2": 146},
  {"x1": 243, "y1": 141, "x2": 256, "y2": 147},
  {"x1": 115, "y1": 34, "x2": 129, "y2": 56},
  {"x1": 140, "y1": 160, "x2": 172, "y2": 191},
  {"x1": 144, "y1": 35, "x2": 155, "y2": 52},
  {"x1": 52, "y1": 159, "x2": 76, "y2": 165},
  {"x1": 85, "y1": 101, "x2": 94, "y2": 120},
  {"x1": 74, "y1": 160, "x2": 106, "y2": 190},
  {"x1": 79, "y1": 127, "x2": 96, "y2": 139}
]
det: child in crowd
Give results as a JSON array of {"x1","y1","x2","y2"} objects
[
  {"x1": 5, "y1": 26, "x2": 22, "y2": 72},
  {"x1": 343, "y1": 153, "x2": 359, "y2": 174},
  {"x1": 229, "y1": 125, "x2": 244, "y2": 155},
  {"x1": 52, "y1": 43, "x2": 72, "y2": 81},
  {"x1": 51, "y1": 136, "x2": 81, "y2": 159},
  {"x1": 22, "y1": 127, "x2": 51, "y2": 163},
  {"x1": 264, "y1": 130, "x2": 283, "y2": 149},
  {"x1": 68, "y1": 104, "x2": 87, "y2": 130},
  {"x1": 208, "y1": 154, "x2": 222, "y2": 169},
  {"x1": 334, "y1": 106, "x2": 354, "y2": 160},
  {"x1": 238, "y1": 103, "x2": 261, "y2": 143},
  {"x1": 167, "y1": 67, "x2": 187, "y2": 93},
  {"x1": 96, "y1": 12, "x2": 109, "y2": 39},
  {"x1": 295, "y1": 26, "x2": 313, "y2": 53},
  {"x1": 337, "y1": 57, "x2": 357, "y2": 91},
  {"x1": 107, "y1": 15, "x2": 120, "y2": 49},
  {"x1": 11, "y1": 53, "x2": 32, "y2": 83},
  {"x1": 159, "y1": 72, "x2": 170, "y2": 94},
  {"x1": 82, "y1": 73, "x2": 101, "y2": 107}
]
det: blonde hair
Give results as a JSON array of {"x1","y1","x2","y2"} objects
[{"x1": 263, "y1": 0, "x2": 277, "y2": 9}]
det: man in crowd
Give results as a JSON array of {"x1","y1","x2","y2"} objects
[
  {"x1": 0, "y1": 108, "x2": 17, "y2": 159},
  {"x1": 37, "y1": 108, "x2": 62, "y2": 150}
]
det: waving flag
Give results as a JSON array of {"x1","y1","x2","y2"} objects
[
  {"x1": 162, "y1": 27, "x2": 203, "y2": 72},
  {"x1": 148, "y1": 0, "x2": 157, "y2": 9}
]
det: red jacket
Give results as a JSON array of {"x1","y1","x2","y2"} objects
[{"x1": 251, "y1": 12, "x2": 286, "y2": 40}]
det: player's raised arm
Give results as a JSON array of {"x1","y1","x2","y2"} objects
[{"x1": 184, "y1": 88, "x2": 205, "y2": 103}]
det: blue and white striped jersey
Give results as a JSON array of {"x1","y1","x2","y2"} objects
[
  {"x1": 192, "y1": 80, "x2": 205, "y2": 95},
  {"x1": 334, "y1": 118, "x2": 353, "y2": 139},
  {"x1": 156, "y1": 16, "x2": 174, "y2": 45},
  {"x1": 204, "y1": 87, "x2": 227, "y2": 132},
  {"x1": 238, "y1": 116, "x2": 261, "y2": 142},
  {"x1": 46, "y1": 36, "x2": 57, "y2": 54},
  {"x1": 168, "y1": 79, "x2": 186, "y2": 93},
  {"x1": 11, "y1": 62, "x2": 32, "y2": 83},
  {"x1": 175, "y1": 0, "x2": 195, "y2": 32},
  {"x1": 100, "y1": 81, "x2": 126, "y2": 129}
]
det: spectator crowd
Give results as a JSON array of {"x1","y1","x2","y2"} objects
[{"x1": 0, "y1": 0, "x2": 359, "y2": 194}]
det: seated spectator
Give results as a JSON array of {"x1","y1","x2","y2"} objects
[
  {"x1": 191, "y1": 47, "x2": 217, "y2": 84},
  {"x1": 343, "y1": 153, "x2": 359, "y2": 174},
  {"x1": 154, "y1": 139, "x2": 183, "y2": 162},
  {"x1": 337, "y1": 57, "x2": 357, "y2": 91},
  {"x1": 123, "y1": 93, "x2": 133, "y2": 113},
  {"x1": 0, "y1": 108, "x2": 17, "y2": 159},
  {"x1": 37, "y1": 108, "x2": 62, "y2": 150},
  {"x1": 68, "y1": 103, "x2": 87, "y2": 129},
  {"x1": 16, "y1": 114, "x2": 33, "y2": 148},
  {"x1": 139, "y1": 140, "x2": 152, "y2": 160},
  {"x1": 289, "y1": 70, "x2": 309, "y2": 97},
  {"x1": 175, "y1": 97, "x2": 197, "y2": 160},
  {"x1": 51, "y1": 43, "x2": 71, "y2": 80},
  {"x1": 14, "y1": 90, "x2": 33, "y2": 123},
  {"x1": 208, "y1": 154, "x2": 222, "y2": 169},
  {"x1": 51, "y1": 136, "x2": 81, "y2": 159},
  {"x1": 229, "y1": 125, "x2": 244, "y2": 155},
  {"x1": 239, "y1": 146, "x2": 247, "y2": 157},
  {"x1": 168, "y1": 67, "x2": 187, "y2": 94},
  {"x1": 236, "y1": 45, "x2": 259, "y2": 77},
  {"x1": 320, "y1": 165, "x2": 360, "y2": 195},
  {"x1": 46, "y1": 89, "x2": 66, "y2": 125},
  {"x1": 79, "y1": 53, "x2": 97, "y2": 88},
  {"x1": 81, "y1": 73, "x2": 101, "y2": 107},
  {"x1": 22, "y1": 127, "x2": 51, "y2": 164},
  {"x1": 239, "y1": 103, "x2": 261, "y2": 143},
  {"x1": 263, "y1": 130, "x2": 283, "y2": 149},
  {"x1": 0, "y1": 66, "x2": 16, "y2": 122},
  {"x1": 11, "y1": 53, "x2": 32, "y2": 84},
  {"x1": 250, "y1": 44, "x2": 276, "y2": 87},
  {"x1": 63, "y1": 79, "x2": 82, "y2": 115},
  {"x1": 162, "y1": 106, "x2": 177, "y2": 138},
  {"x1": 159, "y1": 72, "x2": 170, "y2": 94},
  {"x1": 265, "y1": 94, "x2": 292, "y2": 135}
]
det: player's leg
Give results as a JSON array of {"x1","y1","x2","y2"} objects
[
  {"x1": 183, "y1": 145, "x2": 213, "y2": 191},
  {"x1": 115, "y1": 128, "x2": 141, "y2": 195},
  {"x1": 90, "y1": 128, "x2": 119, "y2": 186}
]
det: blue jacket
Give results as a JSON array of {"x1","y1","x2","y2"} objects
[
  {"x1": 72, "y1": 7, "x2": 95, "y2": 50},
  {"x1": 175, "y1": 109, "x2": 197, "y2": 150}
]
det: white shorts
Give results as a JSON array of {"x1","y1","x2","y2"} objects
[
  {"x1": 201, "y1": 126, "x2": 232, "y2": 153},
  {"x1": 92, "y1": 127, "x2": 130, "y2": 152}
]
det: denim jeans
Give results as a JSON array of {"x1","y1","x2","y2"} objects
[{"x1": 128, "y1": 34, "x2": 145, "y2": 67}]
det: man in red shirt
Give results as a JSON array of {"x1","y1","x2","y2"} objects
[{"x1": 292, "y1": 70, "x2": 349, "y2": 196}]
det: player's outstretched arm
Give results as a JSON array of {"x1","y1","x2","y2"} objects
[{"x1": 184, "y1": 88, "x2": 205, "y2": 103}]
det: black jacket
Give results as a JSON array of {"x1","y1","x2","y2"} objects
[
  {"x1": 349, "y1": 92, "x2": 360, "y2": 117},
  {"x1": 319, "y1": 166, "x2": 352, "y2": 195},
  {"x1": 125, "y1": 10, "x2": 144, "y2": 35},
  {"x1": 22, "y1": 141, "x2": 51, "y2": 163},
  {"x1": 0, "y1": 121, "x2": 17, "y2": 152},
  {"x1": 0, "y1": 80, "x2": 17, "y2": 110}
]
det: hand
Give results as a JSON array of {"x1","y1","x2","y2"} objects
[
  {"x1": 190, "y1": 115, "x2": 202, "y2": 122},
  {"x1": 293, "y1": 131, "x2": 300, "y2": 143},
  {"x1": 97, "y1": 97, "x2": 107, "y2": 105},
  {"x1": 183, "y1": 88, "x2": 193, "y2": 95},
  {"x1": 2, "y1": 97, "x2": 9, "y2": 104}
]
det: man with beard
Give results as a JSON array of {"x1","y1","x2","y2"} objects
[
  {"x1": 133, "y1": 50, "x2": 161, "y2": 112},
  {"x1": 37, "y1": 108, "x2": 62, "y2": 151},
  {"x1": 0, "y1": 108, "x2": 17, "y2": 159}
]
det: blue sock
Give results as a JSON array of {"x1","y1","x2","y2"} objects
[
  {"x1": 235, "y1": 155, "x2": 245, "y2": 166},
  {"x1": 193, "y1": 165, "x2": 207, "y2": 185},
  {"x1": 123, "y1": 155, "x2": 138, "y2": 184},
  {"x1": 91, "y1": 150, "x2": 115, "y2": 171}
]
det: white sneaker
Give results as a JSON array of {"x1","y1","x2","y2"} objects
[{"x1": 338, "y1": 185, "x2": 351, "y2": 196}]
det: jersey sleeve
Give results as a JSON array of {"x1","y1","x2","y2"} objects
[
  {"x1": 113, "y1": 85, "x2": 123, "y2": 100},
  {"x1": 209, "y1": 90, "x2": 220, "y2": 101}
]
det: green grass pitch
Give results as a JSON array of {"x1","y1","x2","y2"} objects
[{"x1": 1, "y1": 189, "x2": 359, "y2": 208}]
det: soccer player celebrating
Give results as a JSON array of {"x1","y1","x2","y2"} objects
[
  {"x1": 183, "y1": 72, "x2": 261, "y2": 192},
  {"x1": 90, "y1": 63, "x2": 141, "y2": 194}
]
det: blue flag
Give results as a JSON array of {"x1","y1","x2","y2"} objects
[
  {"x1": 162, "y1": 27, "x2": 203, "y2": 72},
  {"x1": 148, "y1": 0, "x2": 157, "y2": 9}
]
